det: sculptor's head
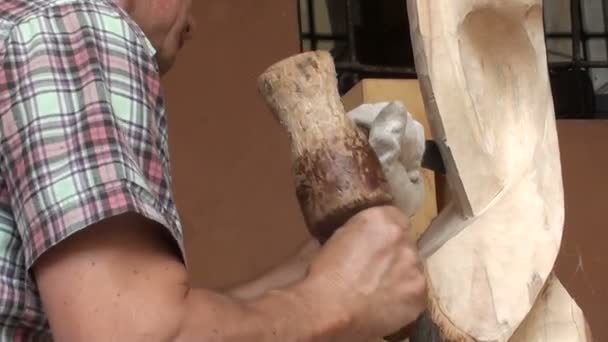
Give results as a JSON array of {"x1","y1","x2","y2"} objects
[{"x1": 116, "y1": 0, "x2": 196, "y2": 75}]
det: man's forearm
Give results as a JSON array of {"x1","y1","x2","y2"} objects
[
  {"x1": 178, "y1": 278, "x2": 350, "y2": 342},
  {"x1": 226, "y1": 239, "x2": 320, "y2": 300},
  {"x1": 34, "y1": 216, "x2": 343, "y2": 342},
  {"x1": 176, "y1": 239, "x2": 352, "y2": 341}
]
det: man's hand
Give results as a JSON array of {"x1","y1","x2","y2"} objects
[
  {"x1": 229, "y1": 101, "x2": 430, "y2": 306},
  {"x1": 305, "y1": 206, "x2": 427, "y2": 341}
]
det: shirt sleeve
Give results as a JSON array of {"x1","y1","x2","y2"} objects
[{"x1": 0, "y1": 3, "x2": 185, "y2": 269}]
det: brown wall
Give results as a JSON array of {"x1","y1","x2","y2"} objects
[
  {"x1": 161, "y1": 1, "x2": 309, "y2": 290},
  {"x1": 555, "y1": 120, "x2": 607, "y2": 342}
]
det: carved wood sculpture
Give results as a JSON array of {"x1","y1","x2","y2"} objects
[
  {"x1": 255, "y1": 2, "x2": 592, "y2": 340},
  {"x1": 343, "y1": 93, "x2": 593, "y2": 342},
  {"x1": 406, "y1": 0, "x2": 591, "y2": 341},
  {"x1": 509, "y1": 273, "x2": 592, "y2": 342}
]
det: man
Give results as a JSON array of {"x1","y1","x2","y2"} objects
[{"x1": 0, "y1": 0, "x2": 427, "y2": 340}]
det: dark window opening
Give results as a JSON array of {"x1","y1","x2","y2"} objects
[{"x1": 298, "y1": 0, "x2": 608, "y2": 119}]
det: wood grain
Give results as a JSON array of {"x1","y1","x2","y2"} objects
[{"x1": 407, "y1": 0, "x2": 570, "y2": 340}]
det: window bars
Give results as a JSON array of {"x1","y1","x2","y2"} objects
[{"x1": 298, "y1": 0, "x2": 608, "y2": 118}]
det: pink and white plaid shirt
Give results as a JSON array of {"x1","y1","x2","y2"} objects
[{"x1": 0, "y1": 0, "x2": 185, "y2": 339}]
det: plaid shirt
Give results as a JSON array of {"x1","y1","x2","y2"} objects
[{"x1": 0, "y1": 0, "x2": 185, "y2": 339}]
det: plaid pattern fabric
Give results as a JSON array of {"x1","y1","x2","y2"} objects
[{"x1": 0, "y1": 0, "x2": 185, "y2": 339}]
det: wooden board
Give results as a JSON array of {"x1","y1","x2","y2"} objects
[
  {"x1": 406, "y1": 1, "x2": 566, "y2": 340},
  {"x1": 342, "y1": 79, "x2": 438, "y2": 240}
]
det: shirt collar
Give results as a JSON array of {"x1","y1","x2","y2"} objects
[{"x1": 106, "y1": 0, "x2": 157, "y2": 58}]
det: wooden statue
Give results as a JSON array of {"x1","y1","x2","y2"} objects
[
  {"x1": 255, "y1": 0, "x2": 592, "y2": 340},
  {"x1": 404, "y1": 0, "x2": 591, "y2": 341},
  {"x1": 348, "y1": 97, "x2": 592, "y2": 342},
  {"x1": 510, "y1": 273, "x2": 592, "y2": 342}
]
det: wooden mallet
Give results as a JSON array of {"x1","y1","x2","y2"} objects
[{"x1": 257, "y1": 51, "x2": 412, "y2": 341}]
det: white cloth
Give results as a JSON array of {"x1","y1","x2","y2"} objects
[{"x1": 347, "y1": 101, "x2": 426, "y2": 217}]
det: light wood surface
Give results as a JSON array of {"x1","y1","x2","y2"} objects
[
  {"x1": 406, "y1": 0, "x2": 576, "y2": 340},
  {"x1": 510, "y1": 273, "x2": 592, "y2": 342}
]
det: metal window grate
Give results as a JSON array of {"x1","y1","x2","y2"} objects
[
  {"x1": 298, "y1": 0, "x2": 416, "y2": 95},
  {"x1": 548, "y1": 0, "x2": 608, "y2": 69},
  {"x1": 298, "y1": 0, "x2": 608, "y2": 118}
]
